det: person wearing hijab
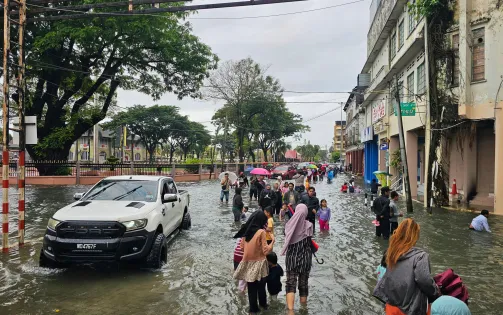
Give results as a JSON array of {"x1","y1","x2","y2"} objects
[
  {"x1": 431, "y1": 296, "x2": 471, "y2": 315},
  {"x1": 281, "y1": 204, "x2": 314, "y2": 311},
  {"x1": 233, "y1": 211, "x2": 275, "y2": 314}
]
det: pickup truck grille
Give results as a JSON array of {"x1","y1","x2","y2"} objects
[{"x1": 56, "y1": 221, "x2": 125, "y2": 239}]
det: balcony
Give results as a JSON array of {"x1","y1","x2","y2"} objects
[{"x1": 363, "y1": 0, "x2": 408, "y2": 73}]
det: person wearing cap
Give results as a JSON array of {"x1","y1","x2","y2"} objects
[{"x1": 220, "y1": 173, "x2": 231, "y2": 203}]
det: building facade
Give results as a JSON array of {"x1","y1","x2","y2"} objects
[
  {"x1": 344, "y1": 88, "x2": 365, "y2": 175},
  {"x1": 68, "y1": 125, "x2": 148, "y2": 163},
  {"x1": 333, "y1": 121, "x2": 346, "y2": 164},
  {"x1": 351, "y1": 0, "x2": 502, "y2": 212}
]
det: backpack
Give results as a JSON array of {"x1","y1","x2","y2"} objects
[{"x1": 433, "y1": 269, "x2": 469, "y2": 304}]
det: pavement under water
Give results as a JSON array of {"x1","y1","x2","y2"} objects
[{"x1": 0, "y1": 175, "x2": 502, "y2": 315}]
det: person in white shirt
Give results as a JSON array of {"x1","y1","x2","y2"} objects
[{"x1": 469, "y1": 209, "x2": 491, "y2": 232}]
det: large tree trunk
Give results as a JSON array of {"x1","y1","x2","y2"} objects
[
  {"x1": 262, "y1": 148, "x2": 268, "y2": 162},
  {"x1": 27, "y1": 143, "x2": 73, "y2": 175}
]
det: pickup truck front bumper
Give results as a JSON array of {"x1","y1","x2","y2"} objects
[{"x1": 42, "y1": 222, "x2": 156, "y2": 264}]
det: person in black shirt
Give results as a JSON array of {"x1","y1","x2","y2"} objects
[
  {"x1": 266, "y1": 252, "x2": 284, "y2": 298},
  {"x1": 302, "y1": 187, "x2": 320, "y2": 233},
  {"x1": 249, "y1": 175, "x2": 258, "y2": 200},
  {"x1": 370, "y1": 178, "x2": 381, "y2": 197},
  {"x1": 259, "y1": 184, "x2": 276, "y2": 210},
  {"x1": 372, "y1": 186, "x2": 391, "y2": 239},
  {"x1": 232, "y1": 187, "x2": 245, "y2": 222}
]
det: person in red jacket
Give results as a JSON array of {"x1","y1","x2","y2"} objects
[{"x1": 341, "y1": 182, "x2": 348, "y2": 193}]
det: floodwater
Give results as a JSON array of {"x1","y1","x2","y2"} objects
[{"x1": 0, "y1": 176, "x2": 502, "y2": 315}]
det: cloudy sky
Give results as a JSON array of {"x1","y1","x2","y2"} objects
[{"x1": 117, "y1": 0, "x2": 370, "y2": 149}]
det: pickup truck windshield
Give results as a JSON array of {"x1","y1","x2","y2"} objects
[{"x1": 83, "y1": 180, "x2": 158, "y2": 202}]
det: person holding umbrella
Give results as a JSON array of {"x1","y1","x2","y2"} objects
[{"x1": 281, "y1": 204, "x2": 314, "y2": 311}]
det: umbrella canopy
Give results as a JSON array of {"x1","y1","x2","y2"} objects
[
  {"x1": 219, "y1": 171, "x2": 238, "y2": 183},
  {"x1": 250, "y1": 168, "x2": 270, "y2": 176},
  {"x1": 245, "y1": 165, "x2": 255, "y2": 172},
  {"x1": 309, "y1": 162, "x2": 316, "y2": 165},
  {"x1": 297, "y1": 162, "x2": 310, "y2": 168},
  {"x1": 307, "y1": 164, "x2": 318, "y2": 169}
]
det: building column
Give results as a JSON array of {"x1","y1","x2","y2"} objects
[
  {"x1": 459, "y1": 130, "x2": 477, "y2": 203},
  {"x1": 495, "y1": 108, "x2": 503, "y2": 214},
  {"x1": 406, "y1": 131, "x2": 418, "y2": 198}
]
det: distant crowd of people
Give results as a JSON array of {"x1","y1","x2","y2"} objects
[{"x1": 218, "y1": 167, "x2": 489, "y2": 314}]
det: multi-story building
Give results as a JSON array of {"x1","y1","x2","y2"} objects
[
  {"x1": 333, "y1": 121, "x2": 346, "y2": 163},
  {"x1": 68, "y1": 125, "x2": 147, "y2": 162},
  {"x1": 344, "y1": 87, "x2": 365, "y2": 175},
  {"x1": 352, "y1": 0, "x2": 502, "y2": 212}
]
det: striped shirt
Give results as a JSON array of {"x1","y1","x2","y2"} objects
[
  {"x1": 234, "y1": 238, "x2": 244, "y2": 263},
  {"x1": 285, "y1": 237, "x2": 312, "y2": 274}
]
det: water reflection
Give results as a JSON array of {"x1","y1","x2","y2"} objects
[{"x1": 0, "y1": 178, "x2": 501, "y2": 314}]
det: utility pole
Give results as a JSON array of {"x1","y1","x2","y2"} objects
[
  {"x1": 17, "y1": 0, "x2": 26, "y2": 246},
  {"x1": 2, "y1": 0, "x2": 10, "y2": 252},
  {"x1": 394, "y1": 76, "x2": 413, "y2": 212},
  {"x1": 221, "y1": 117, "x2": 228, "y2": 172}
]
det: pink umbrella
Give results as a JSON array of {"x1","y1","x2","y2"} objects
[{"x1": 250, "y1": 168, "x2": 270, "y2": 176}]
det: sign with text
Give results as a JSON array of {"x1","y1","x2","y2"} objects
[
  {"x1": 372, "y1": 100, "x2": 386, "y2": 123},
  {"x1": 394, "y1": 102, "x2": 416, "y2": 116},
  {"x1": 360, "y1": 126, "x2": 374, "y2": 143}
]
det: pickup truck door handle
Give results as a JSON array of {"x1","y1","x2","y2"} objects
[
  {"x1": 172, "y1": 202, "x2": 175, "y2": 208},
  {"x1": 161, "y1": 208, "x2": 166, "y2": 216},
  {"x1": 178, "y1": 198, "x2": 181, "y2": 202}
]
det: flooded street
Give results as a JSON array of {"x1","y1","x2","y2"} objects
[{"x1": 1, "y1": 176, "x2": 502, "y2": 314}]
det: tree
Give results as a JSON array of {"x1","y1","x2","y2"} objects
[
  {"x1": 175, "y1": 118, "x2": 211, "y2": 161},
  {"x1": 105, "y1": 105, "x2": 180, "y2": 163},
  {"x1": 4, "y1": 7, "x2": 217, "y2": 167},
  {"x1": 207, "y1": 58, "x2": 279, "y2": 163},
  {"x1": 331, "y1": 151, "x2": 341, "y2": 163},
  {"x1": 271, "y1": 140, "x2": 291, "y2": 162},
  {"x1": 296, "y1": 144, "x2": 320, "y2": 162}
]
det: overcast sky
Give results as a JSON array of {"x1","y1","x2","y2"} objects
[{"x1": 117, "y1": 0, "x2": 370, "y2": 149}]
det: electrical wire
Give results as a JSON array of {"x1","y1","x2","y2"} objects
[{"x1": 26, "y1": 0, "x2": 366, "y2": 21}]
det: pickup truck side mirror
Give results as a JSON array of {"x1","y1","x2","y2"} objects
[
  {"x1": 163, "y1": 193, "x2": 178, "y2": 203},
  {"x1": 73, "y1": 192, "x2": 85, "y2": 201}
]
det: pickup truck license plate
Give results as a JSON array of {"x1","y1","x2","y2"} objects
[{"x1": 76, "y1": 244, "x2": 97, "y2": 250}]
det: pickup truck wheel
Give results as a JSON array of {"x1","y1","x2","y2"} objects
[
  {"x1": 145, "y1": 233, "x2": 167, "y2": 269},
  {"x1": 181, "y1": 212, "x2": 191, "y2": 230},
  {"x1": 39, "y1": 250, "x2": 63, "y2": 269}
]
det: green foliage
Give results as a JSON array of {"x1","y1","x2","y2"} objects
[
  {"x1": 184, "y1": 158, "x2": 202, "y2": 165},
  {"x1": 4, "y1": 6, "x2": 217, "y2": 161},
  {"x1": 331, "y1": 151, "x2": 341, "y2": 163},
  {"x1": 390, "y1": 149, "x2": 402, "y2": 171},
  {"x1": 53, "y1": 167, "x2": 72, "y2": 176},
  {"x1": 208, "y1": 58, "x2": 309, "y2": 163},
  {"x1": 296, "y1": 144, "x2": 320, "y2": 162},
  {"x1": 106, "y1": 156, "x2": 120, "y2": 164}
]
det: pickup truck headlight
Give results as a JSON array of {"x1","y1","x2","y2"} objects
[
  {"x1": 47, "y1": 218, "x2": 60, "y2": 231},
  {"x1": 121, "y1": 219, "x2": 147, "y2": 231}
]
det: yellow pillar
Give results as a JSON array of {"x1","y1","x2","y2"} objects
[{"x1": 494, "y1": 105, "x2": 503, "y2": 214}]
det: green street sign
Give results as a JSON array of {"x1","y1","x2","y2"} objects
[{"x1": 394, "y1": 102, "x2": 416, "y2": 116}]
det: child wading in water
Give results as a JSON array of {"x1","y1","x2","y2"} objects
[
  {"x1": 264, "y1": 207, "x2": 275, "y2": 245},
  {"x1": 266, "y1": 252, "x2": 284, "y2": 300},
  {"x1": 317, "y1": 199, "x2": 331, "y2": 231}
]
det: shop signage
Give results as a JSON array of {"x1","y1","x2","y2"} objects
[
  {"x1": 380, "y1": 143, "x2": 388, "y2": 150},
  {"x1": 373, "y1": 122, "x2": 386, "y2": 134},
  {"x1": 360, "y1": 126, "x2": 374, "y2": 142},
  {"x1": 394, "y1": 102, "x2": 416, "y2": 116},
  {"x1": 372, "y1": 100, "x2": 386, "y2": 123}
]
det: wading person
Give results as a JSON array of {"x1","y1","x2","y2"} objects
[
  {"x1": 292, "y1": 170, "x2": 305, "y2": 193},
  {"x1": 250, "y1": 175, "x2": 259, "y2": 201},
  {"x1": 234, "y1": 211, "x2": 275, "y2": 314},
  {"x1": 283, "y1": 183, "x2": 299, "y2": 212},
  {"x1": 259, "y1": 184, "x2": 276, "y2": 210},
  {"x1": 281, "y1": 204, "x2": 313, "y2": 312},
  {"x1": 302, "y1": 187, "x2": 319, "y2": 234},
  {"x1": 389, "y1": 191, "x2": 403, "y2": 235},
  {"x1": 373, "y1": 219, "x2": 439, "y2": 315},
  {"x1": 469, "y1": 209, "x2": 491, "y2": 232},
  {"x1": 273, "y1": 182, "x2": 283, "y2": 216},
  {"x1": 372, "y1": 187, "x2": 391, "y2": 239},
  {"x1": 220, "y1": 173, "x2": 231, "y2": 203},
  {"x1": 232, "y1": 187, "x2": 245, "y2": 222}
]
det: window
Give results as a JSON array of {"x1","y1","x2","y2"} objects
[
  {"x1": 407, "y1": 72, "x2": 415, "y2": 102},
  {"x1": 390, "y1": 32, "x2": 397, "y2": 60},
  {"x1": 81, "y1": 151, "x2": 89, "y2": 161},
  {"x1": 417, "y1": 62, "x2": 426, "y2": 94},
  {"x1": 408, "y1": 11, "x2": 416, "y2": 35},
  {"x1": 134, "y1": 153, "x2": 141, "y2": 161},
  {"x1": 451, "y1": 34, "x2": 460, "y2": 86},
  {"x1": 398, "y1": 20, "x2": 405, "y2": 48},
  {"x1": 69, "y1": 152, "x2": 74, "y2": 160},
  {"x1": 472, "y1": 28, "x2": 485, "y2": 81}
]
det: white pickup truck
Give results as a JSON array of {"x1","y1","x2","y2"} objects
[{"x1": 39, "y1": 175, "x2": 191, "y2": 269}]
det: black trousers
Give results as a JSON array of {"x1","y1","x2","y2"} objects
[
  {"x1": 247, "y1": 278, "x2": 267, "y2": 313},
  {"x1": 376, "y1": 216, "x2": 390, "y2": 239},
  {"x1": 275, "y1": 204, "x2": 282, "y2": 215},
  {"x1": 308, "y1": 218, "x2": 316, "y2": 233},
  {"x1": 390, "y1": 222, "x2": 399, "y2": 236},
  {"x1": 250, "y1": 189, "x2": 258, "y2": 199}
]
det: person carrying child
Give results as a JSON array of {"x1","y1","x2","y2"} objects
[
  {"x1": 317, "y1": 199, "x2": 331, "y2": 231},
  {"x1": 266, "y1": 252, "x2": 284, "y2": 300}
]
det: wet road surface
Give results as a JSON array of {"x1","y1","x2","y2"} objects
[{"x1": 0, "y1": 175, "x2": 502, "y2": 314}]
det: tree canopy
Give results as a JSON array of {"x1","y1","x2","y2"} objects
[
  {"x1": 104, "y1": 105, "x2": 211, "y2": 163},
  {"x1": 2, "y1": 6, "x2": 217, "y2": 161},
  {"x1": 207, "y1": 58, "x2": 308, "y2": 163}
]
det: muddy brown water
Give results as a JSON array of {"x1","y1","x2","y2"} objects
[{"x1": 0, "y1": 177, "x2": 502, "y2": 314}]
